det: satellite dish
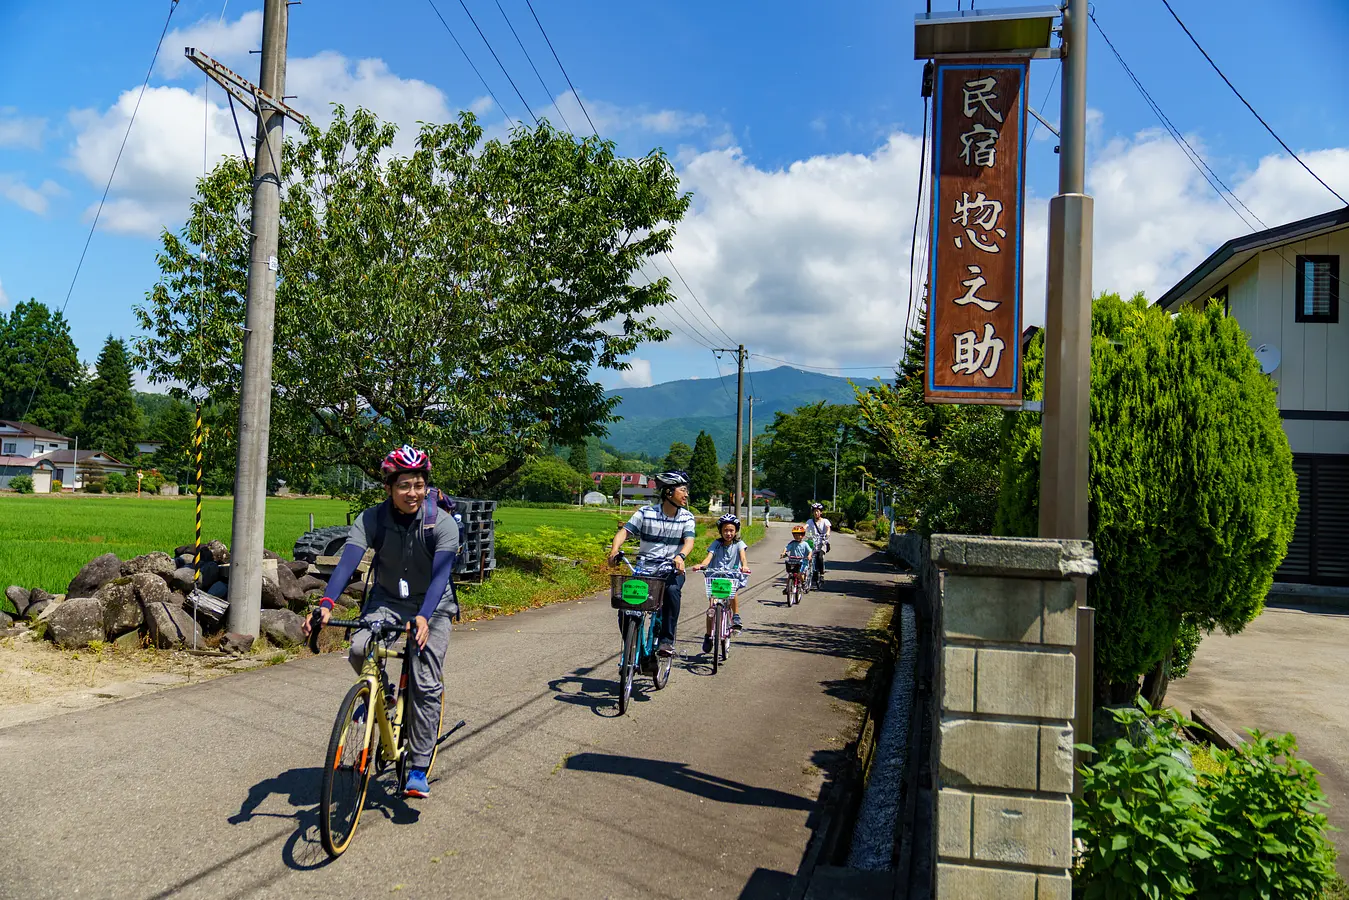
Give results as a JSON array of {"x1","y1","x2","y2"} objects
[{"x1": 1254, "y1": 344, "x2": 1281, "y2": 375}]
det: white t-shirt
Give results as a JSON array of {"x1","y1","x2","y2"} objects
[{"x1": 806, "y1": 517, "x2": 831, "y2": 550}]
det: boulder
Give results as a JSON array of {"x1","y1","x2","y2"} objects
[
  {"x1": 0, "y1": 611, "x2": 12, "y2": 630},
  {"x1": 174, "y1": 552, "x2": 195, "y2": 569},
  {"x1": 260, "y1": 562, "x2": 286, "y2": 610},
  {"x1": 47, "y1": 597, "x2": 107, "y2": 648},
  {"x1": 94, "y1": 580, "x2": 142, "y2": 637},
  {"x1": 129, "y1": 572, "x2": 174, "y2": 608},
  {"x1": 259, "y1": 609, "x2": 305, "y2": 647},
  {"x1": 205, "y1": 539, "x2": 229, "y2": 564},
  {"x1": 66, "y1": 553, "x2": 123, "y2": 599},
  {"x1": 170, "y1": 567, "x2": 197, "y2": 593},
  {"x1": 25, "y1": 598, "x2": 50, "y2": 619},
  {"x1": 174, "y1": 544, "x2": 195, "y2": 558},
  {"x1": 284, "y1": 560, "x2": 310, "y2": 577},
  {"x1": 276, "y1": 562, "x2": 304, "y2": 603},
  {"x1": 144, "y1": 601, "x2": 202, "y2": 649},
  {"x1": 263, "y1": 548, "x2": 281, "y2": 561},
  {"x1": 207, "y1": 581, "x2": 228, "y2": 600},
  {"x1": 112, "y1": 630, "x2": 143, "y2": 652},
  {"x1": 120, "y1": 552, "x2": 176, "y2": 581},
  {"x1": 167, "y1": 591, "x2": 187, "y2": 608},
  {"x1": 219, "y1": 632, "x2": 255, "y2": 655},
  {"x1": 296, "y1": 574, "x2": 326, "y2": 595},
  {"x1": 331, "y1": 592, "x2": 357, "y2": 610},
  {"x1": 28, "y1": 588, "x2": 55, "y2": 612},
  {"x1": 5, "y1": 585, "x2": 31, "y2": 616},
  {"x1": 36, "y1": 595, "x2": 66, "y2": 621}
]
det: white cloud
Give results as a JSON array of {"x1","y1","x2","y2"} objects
[
  {"x1": 621, "y1": 358, "x2": 654, "y2": 388},
  {"x1": 0, "y1": 276, "x2": 9, "y2": 309},
  {"x1": 159, "y1": 10, "x2": 263, "y2": 77},
  {"x1": 0, "y1": 173, "x2": 63, "y2": 215},
  {"x1": 287, "y1": 52, "x2": 452, "y2": 150},
  {"x1": 0, "y1": 108, "x2": 47, "y2": 149},
  {"x1": 659, "y1": 124, "x2": 1349, "y2": 369},
  {"x1": 548, "y1": 92, "x2": 713, "y2": 140}
]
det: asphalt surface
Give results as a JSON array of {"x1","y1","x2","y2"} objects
[{"x1": 0, "y1": 532, "x2": 895, "y2": 900}]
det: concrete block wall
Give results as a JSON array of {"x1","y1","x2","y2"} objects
[{"x1": 928, "y1": 535, "x2": 1095, "y2": 899}]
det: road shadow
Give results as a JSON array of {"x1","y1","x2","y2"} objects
[
  {"x1": 224, "y1": 766, "x2": 331, "y2": 873},
  {"x1": 565, "y1": 752, "x2": 814, "y2": 811},
  {"x1": 740, "y1": 620, "x2": 884, "y2": 663},
  {"x1": 739, "y1": 867, "x2": 795, "y2": 899},
  {"x1": 548, "y1": 663, "x2": 624, "y2": 718}
]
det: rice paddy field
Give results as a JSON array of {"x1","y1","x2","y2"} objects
[{"x1": 0, "y1": 495, "x2": 629, "y2": 594}]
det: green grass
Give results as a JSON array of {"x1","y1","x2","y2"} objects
[{"x1": 0, "y1": 495, "x2": 642, "y2": 594}]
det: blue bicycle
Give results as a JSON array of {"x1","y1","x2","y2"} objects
[{"x1": 611, "y1": 552, "x2": 673, "y2": 715}]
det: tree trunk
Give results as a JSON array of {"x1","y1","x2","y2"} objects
[{"x1": 1141, "y1": 645, "x2": 1174, "y2": 708}]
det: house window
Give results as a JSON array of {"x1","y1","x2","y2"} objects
[
  {"x1": 2, "y1": 442, "x2": 15, "y2": 455},
  {"x1": 34, "y1": 444, "x2": 43, "y2": 453},
  {"x1": 1295, "y1": 255, "x2": 1339, "y2": 323},
  {"x1": 1213, "y1": 285, "x2": 1229, "y2": 316}
]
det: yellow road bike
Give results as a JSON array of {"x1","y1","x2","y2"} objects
[{"x1": 308, "y1": 613, "x2": 466, "y2": 857}]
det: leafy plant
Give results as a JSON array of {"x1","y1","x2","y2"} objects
[
  {"x1": 1196, "y1": 731, "x2": 1337, "y2": 899},
  {"x1": 1075, "y1": 702, "x2": 1216, "y2": 898},
  {"x1": 103, "y1": 473, "x2": 127, "y2": 493},
  {"x1": 8, "y1": 475, "x2": 34, "y2": 494}
]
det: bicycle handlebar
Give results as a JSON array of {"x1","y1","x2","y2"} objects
[{"x1": 306, "y1": 610, "x2": 410, "y2": 654}]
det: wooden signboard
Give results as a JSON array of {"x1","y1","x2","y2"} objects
[{"x1": 926, "y1": 58, "x2": 1028, "y2": 405}]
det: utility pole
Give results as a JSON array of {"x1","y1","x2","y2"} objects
[
  {"x1": 1038, "y1": 0, "x2": 1095, "y2": 791},
  {"x1": 224, "y1": 0, "x2": 290, "y2": 638},
  {"x1": 715, "y1": 345, "x2": 746, "y2": 515},
  {"x1": 745, "y1": 396, "x2": 754, "y2": 526}
]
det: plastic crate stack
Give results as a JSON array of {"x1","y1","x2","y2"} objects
[{"x1": 448, "y1": 496, "x2": 497, "y2": 578}]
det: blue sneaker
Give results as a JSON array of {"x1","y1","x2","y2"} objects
[{"x1": 404, "y1": 768, "x2": 430, "y2": 798}]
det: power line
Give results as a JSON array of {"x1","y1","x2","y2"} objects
[
  {"x1": 1160, "y1": 0, "x2": 1347, "y2": 206},
  {"x1": 523, "y1": 0, "x2": 598, "y2": 135},
  {"x1": 903, "y1": 95, "x2": 930, "y2": 347},
  {"x1": 22, "y1": 0, "x2": 182, "y2": 422},
  {"x1": 1026, "y1": 65, "x2": 1058, "y2": 142},
  {"x1": 637, "y1": 268, "x2": 719, "y2": 349},
  {"x1": 711, "y1": 350, "x2": 736, "y2": 405},
  {"x1": 425, "y1": 0, "x2": 516, "y2": 124},
  {"x1": 492, "y1": 0, "x2": 572, "y2": 131},
  {"x1": 455, "y1": 0, "x2": 539, "y2": 124}
]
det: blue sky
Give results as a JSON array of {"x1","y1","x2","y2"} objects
[{"x1": 2, "y1": 0, "x2": 1348, "y2": 392}]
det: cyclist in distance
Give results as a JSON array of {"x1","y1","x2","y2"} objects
[
  {"x1": 302, "y1": 445, "x2": 458, "y2": 799},
  {"x1": 690, "y1": 513, "x2": 751, "y2": 652},
  {"x1": 805, "y1": 502, "x2": 832, "y2": 586},
  {"x1": 607, "y1": 471, "x2": 697, "y2": 658},
  {"x1": 781, "y1": 524, "x2": 813, "y2": 594}
]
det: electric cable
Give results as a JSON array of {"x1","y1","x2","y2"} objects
[
  {"x1": 903, "y1": 95, "x2": 930, "y2": 349},
  {"x1": 523, "y1": 0, "x2": 598, "y2": 135},
  {"x1": 492, "y1": 0, "x2": 572, "y2": 131},
  {"x1": 425, "y1": 0, "x2": 517, "y2": 124},
  {"x1": 455, "y1": 0, "x2": 539, "y2": 124}
]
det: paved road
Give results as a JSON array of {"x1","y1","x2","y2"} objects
[
  {"x1": 0, "y1": 534, "x2": 895, "y2": 899},
  {"x1": 1167, "y1": 603, "x2": 1349, "y2": 877}
]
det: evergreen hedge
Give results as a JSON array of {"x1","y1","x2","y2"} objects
[{"x1": 997, "y1": 293, "x2": 1297, "y2": 691}]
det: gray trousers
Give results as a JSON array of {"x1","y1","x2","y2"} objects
[{"x1": 348, "y1": 595, "x2": 452, "y2": 769}]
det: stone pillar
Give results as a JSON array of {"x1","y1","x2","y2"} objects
[{"x1": 929, "y1": 534, "x2": 1096, "y2": 900}]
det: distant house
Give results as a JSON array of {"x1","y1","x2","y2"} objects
[
  {"x1": 591, "y1": 471, "x2": 657, "y2": 501},
  {"x1": 135, "y1": 440, "x2": 164, "y2": 456},
  {"x1": 39, "y1": 449, "x2": 132, "y2": 491},
  {"x1": 0, "y1": 421, "x2": 74, "y2": 491},
  {"x1": 1158, "y1": 205, "x2": 1349, "y2": 586}
]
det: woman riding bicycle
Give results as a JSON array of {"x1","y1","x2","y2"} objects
[
  {"x1": 302, "y1": 445, "x2": 458, "y2": 799},
  {"x1": 805, "y1": 503, "x2": 832, "y2": 587},
  {"x1": 690, "y1": 513, "x2": 751, "y2": 653},
  {"x1": 606, "y1": 471, "x2": 696, "y2": 659}
]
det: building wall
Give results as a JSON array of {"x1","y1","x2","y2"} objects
[
  {"x1": 1201, "y1": 234, "x2": 1349, "y2": 455},
  {"x1": 0, "y1": 434, "x2": 70, "y2": 457}
]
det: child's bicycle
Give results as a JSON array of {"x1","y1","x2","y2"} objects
[
  {"x1": 697, "y1": 567, "x2": 748, "y2": 674},
  {"x1": 306, "y1": 612, "x2": 467, "y2": 858},
  {"x1": 783, "y1": 557, "x2": 807, "y2": 606},
  {"x1": 611, "y1": 552, "x2": 673, "y2": 715}
]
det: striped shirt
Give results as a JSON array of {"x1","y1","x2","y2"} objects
[{"x1": 624, "y1": 504, "x2": 697, "y2": 573}]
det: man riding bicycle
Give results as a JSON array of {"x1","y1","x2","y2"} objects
[
  {"x1": 302, "y1": 445, "x2": 458, "y2": 799},
  {"x1": 607, "y1": 471, "x2": 696, "y2": 658},
  {"x1": 805, "y1": 502, "x2": 832, "y2": 587}
]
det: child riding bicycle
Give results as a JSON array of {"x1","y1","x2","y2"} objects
[
  {"x1": 690, "y1": 513, "x2": 751, "y2": 653},
  {"x1": 781, "y1": 524, "x2": 813, "y2": 595},
  {"x1": 302, "y1": 445, "x2": 458, "y2": 799}
]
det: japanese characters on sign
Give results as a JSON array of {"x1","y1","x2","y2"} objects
[{"x1": 926, "y1": 60, "x2": 1028, "y2": 405}]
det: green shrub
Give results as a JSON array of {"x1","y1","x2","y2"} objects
[
  {"x1": 998, "y1": 294, "x2": 1298, "y2": 695},
  {"x1": 1171, "y1": 621, "x2": 1204, "y2": 681},
  {"x1": 1076, "y1": 702, "x2": 1339, "y2": 900},
  {"x1": 84, "y1": 481, "x2": 104, "y2": 494},
  {"x1": 104, "y1": 473, "x2": 128, "y2": 493},
  {"x1": 8, "y1": 475, "x2": 34, "y2": 494}
]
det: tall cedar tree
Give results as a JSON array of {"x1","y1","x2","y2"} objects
[
  {"x1": 0, "y1": 300, "x2": 85, "y2": 434},
  {"x1": 80, "y1": 336, "x2": 143, "y2": 462},
  {"x1": 661, "y1": 441, "x2": 692, "y2": 473},
  {"x1": 997, "y1": 293, "x2": 1297, "y2": 699},
  {"x1": 149, "y1": 399, "x2": 196, "y2": 485},
  {"x1": 567, "y1": 443, "x2": 590, "y2": 475},
  {"x1": 688, "y1": 431, "x2": 720, "y2": 508},
  {"x1": 135, "y1": 107, "x2": 689, "y2": 495}
]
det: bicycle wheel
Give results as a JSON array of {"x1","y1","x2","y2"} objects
[
  {"x1": 721, "y1": 606, "x2": 731, "y2": 661},
  {"x1": 320, "y1": 680, "x2": 376, "y2": 858},
  {"x1": 789, "y1": 578, "x2": 799, "y2": 607},
  {"x1": 651, "y1": 613, "x2": 672, "y2": 690},
  {"x1": 425, "y1": 693, "x2": 446, "y2": 779},
  {"x1": 711, "y1": 606, "x2": 722, "y2": 676},
  {"x1": 618, "y1": 616, "x2": 637, "y2": 715}
]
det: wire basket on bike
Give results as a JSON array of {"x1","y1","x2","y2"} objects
[
  {"x1": 784, "y1": 558, "x2": 804, "y2": 574},
  {"x1": 703, "y1": 571, "x2": 744, "y2": 599},
  {"x1": 610, "y1": 573, "x2": 667, "y2": 611}
]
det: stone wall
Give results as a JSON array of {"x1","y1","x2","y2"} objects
[{"x1": 928, "y1": 535, "x2": 1095, "y2": 900}]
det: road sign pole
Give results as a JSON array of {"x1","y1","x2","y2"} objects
[{"x1": 226, "y1": 0, "x2": 289, "y2": 638}]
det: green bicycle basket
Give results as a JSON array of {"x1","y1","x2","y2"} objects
[{"x1": 708, "y1": 577, "x2": 736, "y2": 600}]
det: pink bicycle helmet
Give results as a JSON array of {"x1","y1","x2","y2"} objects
[{"x1": 380, "y1": 444, "x2": 430, "y2": 482}]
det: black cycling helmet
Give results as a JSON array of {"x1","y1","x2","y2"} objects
[
  {"x1": 717, "y1": 513, "x2": 740, "y2": 529},
  {"x1": 653, "y1": 470, "x2": 690, "y2": 507},
  {"x1": 811, "y1": 502, "x2": 825, "y2": 511}
]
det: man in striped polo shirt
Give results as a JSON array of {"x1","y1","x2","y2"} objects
[{"x1": 607, "y1": 471, "x2": 697, "y2": 657}]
